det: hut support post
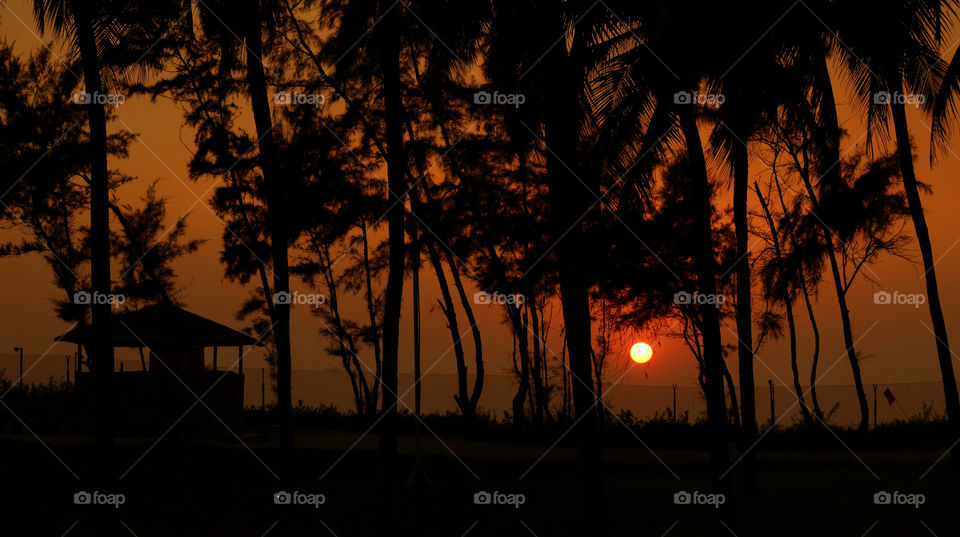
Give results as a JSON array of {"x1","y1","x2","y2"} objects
[{"x1": 213, "y1": 346, "x2": 218, "y2": 371}]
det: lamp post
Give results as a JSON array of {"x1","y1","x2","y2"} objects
[{"x1": 12, "y1": 347, "x2": 23, "y2": 389}]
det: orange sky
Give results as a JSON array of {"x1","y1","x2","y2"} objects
[{"x1": 3, "y1": 1, "x2": 960, "y2": 404}]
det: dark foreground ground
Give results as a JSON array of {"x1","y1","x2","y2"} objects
[{"x1": 1, "y1": 422, "x2": 958, "y2": 537}]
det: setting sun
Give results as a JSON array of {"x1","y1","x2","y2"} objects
[{"x1": 630, "y1": 342, "x2": 653, "y2": 364}]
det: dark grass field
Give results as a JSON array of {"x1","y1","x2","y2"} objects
[{"x1": 2, "y1": 424, "x2": 958, "y2": 537}]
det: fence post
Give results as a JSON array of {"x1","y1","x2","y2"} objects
[
  {"x1": 873, "y1": 384, "x2": 878, "y2": 429},
  {"x1": 261, "y1": 367, "x2": 265, "y2": 411}
]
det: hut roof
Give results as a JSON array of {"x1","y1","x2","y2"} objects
[{"x1": 56, "y1": 303, "x2": 259, "y2": 348}]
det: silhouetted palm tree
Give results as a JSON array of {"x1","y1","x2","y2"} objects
[
  {"x1": 708, "y1": 2, "x2": 801, "y2": 493},
  {"x1": 326, "y1": 0, "x2": 408, "y2": 532},
  {"x1": 592, "y1": 3, "x2": 737, "y2": 516},
  {"x1": 770, "y1": 16, "x2": 873, "y2": 431},
  {"x1": 31, "y1": 2, "x2": 120, "y2": 533},
  {"x1": 830, "y1": 0, "x2": 960, "y2": 432},
  {"x1": 182, "y1": 0, "x2": 297, "y2": 466},
  {"x1": 484, "y1": 0, "x2": 614, "y2": 530}
]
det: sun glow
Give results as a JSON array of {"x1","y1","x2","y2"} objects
[{"x1": 630, "y1": 342, "x2": 653, "y2": 364}]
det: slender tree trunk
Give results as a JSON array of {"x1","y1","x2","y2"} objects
[
  {"x1": 410, "y1": 227, "x2": 429, "y2": 487},
  {"x1": 732, "y1": 144, "x2": 758, "y2": 495},
  {"x1": 784, "y1": 298, "x2": 812, "y2": 423},
  {"x1": 509, "y1": 306, "x2": 532, "y2": 426},
  {"x1": 242, "y1": 0, "x2": 294, "y2": 461},
  {"x1": 529, "y1": 293, "x2": 545, "y2": 427},
  {"x1": 773, "y1": 175, "x2": 823, "y2": 419},
  {"x1": 537, "y1": 301, "x2": 553, "y2": 423},
  {"x1": 413, "y1": 233, "x2": 422, "y2": 416},
  {"x1": 448, "y1": 256, "x2": 484, "y2": 414},
  {"x1": 539, "y1": 9, "x2": 605, "y2": 529},
  {"x1": 403, "y1": 44, "x2": 485, "y2": 415},
  {"x1": 560, "y1": 336, "x2": 570, "y2": 420},
  {"x1": 73, "y1": 3, "x2": 115, "y2": 535},
  {"x1": 423, "y1": 239, "x2": 471, "y2": 416},
  {"x1": 797, "y1": 172, "x2": 869, "y2": 431},
  {"x1": 544, "y1": 101, "x2": 605, "y2": 536},
  {"x1": 801, "y1": 279, "x2": 824, "y2": 419},
  {"x1": 721, "y1": 358, "x2": 740, "y2": 430},
  {"x1": 678, "y1": 109, "x2": 735, "y2": 521},
  {"x1": 890, "y1": 98, "x2": 960, "y2": 435},
  {"x1": 361, "y1": 219, "x2": 382, "y2": 416},
  {"x1": 810, "y1": 55, "x2": 868, "y2": 431},
  {"x1": 318, "y1": 242, "x2": 368, "y2": 414},
  {"x1": 401, "y1": 113, "x2": 476, "y2": 419},
  {"x1": 591, "y1": 350, "x2": 604, "y2": 421},
  {"x1": 755, "y1": 182, "x2": 813, "y2": 425},
  {"x1": 529, "y1": 295, "x2": 547, "y2": 424},
  {"x1": 524, "y1": 306, "x2": 537, "y2": 418},
  {"x1": 414, "y1": 169, "x2": 485, "y2": 417},
  {"x1": 377, "y1": 1, "x2": 405, "y2": 533}
]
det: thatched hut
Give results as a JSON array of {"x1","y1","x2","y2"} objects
[{"x1": 57, "y1": 303, "x2": 258, "y2": 432}]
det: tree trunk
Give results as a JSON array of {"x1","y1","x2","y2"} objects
[
  {"x1": 560, "y1": 337, "x2": 570, "y2": 420},
  {"x1": 801, "y1": 279, "x2": 824, "y2": 419},
  {"x1": 376, "y1": 1, "x2": 405, "y2": 533},
  {"x1": 402, "y1": 112, "x2": 478, "y2": 419},
  {"x1": 73, "y1": 2, "x2": 115, "y2": 534},
  {"x1": 716, "y1": 355, "x2": 740, "y2": 429},
  {"x1": 543, "y1": 66, "x2": 605, "y2": 537},
  {"x1": 773, "y1": 176, "x2": 824, "y2": 419},
  {"x1": 529, "y1": 295, "x2": 548, "y2": 423},
  {"x1": 404, "y1": 46, "x2": 485, "y2": 416},
  {"x1": 318, "y1": 242, "x2": 368, "y2": 414},
  {"x1": 509, "y1": 305, "x2": 532, "y2": 426},
  {"x1": 361, "y1": 219, "x2": 382, "y2": 415},
  {"x1": 243, "y1": 0, "x2": 293, "y2": 461},
  {"x1": 529, "y1": 294, "x2": 545, "y2": 427},
  {"x1": 732, "y1": 142, "x2": 758, "y2": 495},
  {"x1": 810, "y1": 55, "x2": 868, "y2": 431},
  {"x1": 412, "y1": 233, "x2": 422, "y2": 416},
  {"x1": 448, "y1": 255, "x2": 484, "y2": 415},
  {"x1": 678, "y1": 108, "x2": 735, "y2": 517},
  {"x1": 890, "y1": 97, "x2": 960, "y2": 435},
  {"x1": 417, "y1": 176, "x2": 485, "y2": 417},
  {"x1": 423, "y1": 239, "x2": 471, "y2": 417},
  {"x1": 755, "y1": 182, "x2": 813, "y2": 426},
  {"x1": 797, "y1": 171, "x2": 869, "y2": 431}
]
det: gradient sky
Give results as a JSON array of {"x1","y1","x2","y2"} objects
[{"x1": 3, "y1": 1, "x2": 960, "y2": 402}]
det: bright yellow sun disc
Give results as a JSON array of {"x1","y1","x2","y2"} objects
[{"x1": 630, "y1": 342, "x2": 653, "y2": 364}]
